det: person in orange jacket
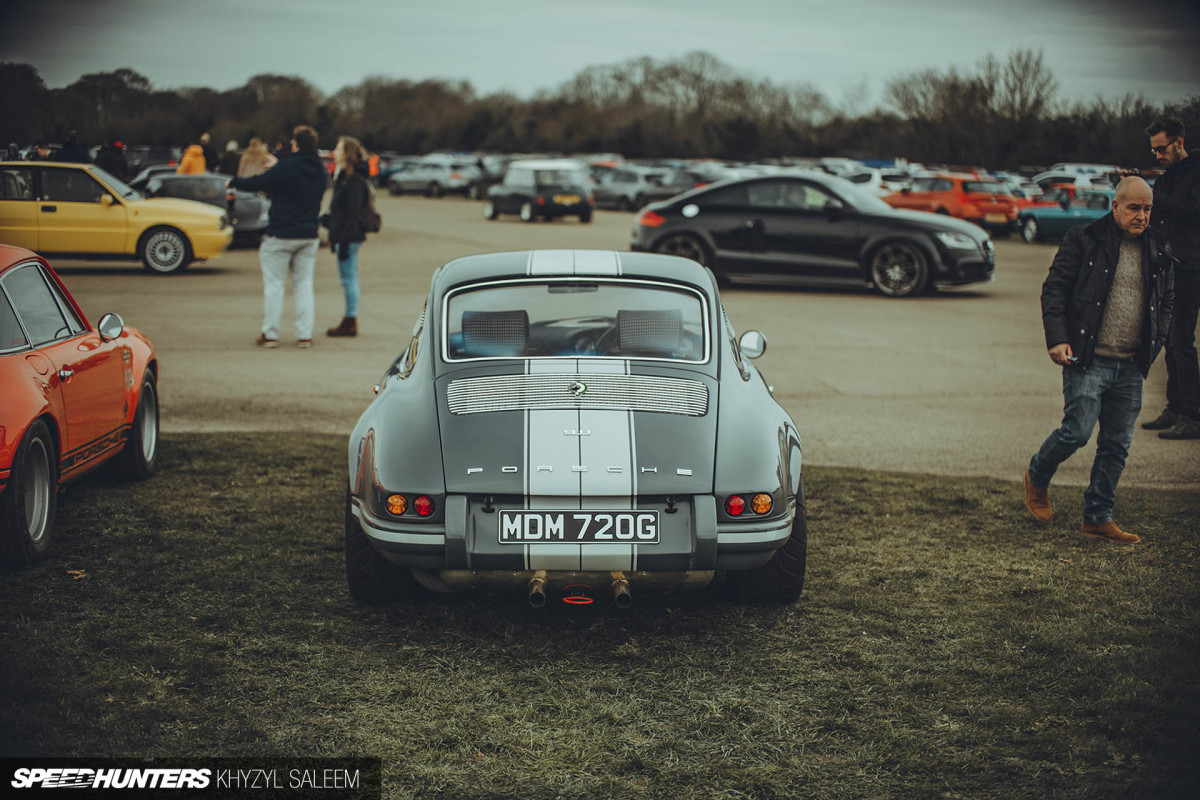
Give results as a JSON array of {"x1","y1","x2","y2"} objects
[{"x1": 177, "y1": 143, "x2": 207, "y2": 174}]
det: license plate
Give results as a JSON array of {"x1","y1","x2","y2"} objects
[
  {"x1": 552, "y1": 194, "x2": 580, "y2": 205},
  {"x1": 498, "y1": 510, "x2": 660, "y2": 544},
  {"x1": 985, "y1": 213, "x2": 1007, "y2": 223}
]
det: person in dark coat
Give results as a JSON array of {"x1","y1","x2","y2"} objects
[
  {"x1": 217, "y1": 140, "x2": 241, "y2": 176},
  {"x1": 229, "y1": 125, "x2": 328, "y2": 348},
  {"x1": 1023, "y1": 177, "x2": 1175, "y2": 544},
  {"x1": 322, "y1": 135, "x2": 372, "y2": 337},
  {"x1": 94, "y1": 140, "x2": 128, "y2": 180},
  {"x1": 199, "y1": 132, "x2": 220, "y2": 172},
  {"x1": 5, "y1": 143, "x2": 18, "y2": 160},
  {"x1": 52, "y1": 131, "x2": 89, "y2": 162},
  {"x1": 1139, "y1": 117, "x2": 1200, "y2": 440}
]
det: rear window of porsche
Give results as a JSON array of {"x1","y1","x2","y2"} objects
[{"x1": 443, "y1": 279, "x2": 709, "y2": 363}]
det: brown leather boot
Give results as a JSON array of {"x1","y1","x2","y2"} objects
[
  {"x1": 326, "y1": 317, "x2": 357, "y2": 337},
  {"x1": 1023, "y1": 470, "x2": 1052, "y2": 523},
  {"x1": 1080, "y1": 521, "x2": 1139, "y2": 544}
]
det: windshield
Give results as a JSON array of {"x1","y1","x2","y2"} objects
[
  {"x1": 92, "y1": 166, "x2": 143, "y2": 201},
  {"x1": 964, "y1": 181, "x2": 1004, "y2": 195},
  {"x1": 535, "y1": 169, "x2": 587, "y2": 186},
  {"x1": 443, "y1": 279, "x2": 708, "y2": 362}
]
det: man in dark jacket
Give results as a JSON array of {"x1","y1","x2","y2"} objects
[
  {"x1": 199, "y1": 132, "x2": 220, "y2": 172},
  {"x1": 1140, "y1": 117, "x2": 1200, "y2": 439},
  {"x1": 94, "y1": 140, "x2": 128, "y2": 180},
  {"x1": 1023, "y1": 177, "x2": 1174, "y2": 544},
  {"x1": 52, "y1": 131, "x2": 89, "y2": 163},
  {"x1": 228, "y1": 125, "x2": 328, "y2": 348}
]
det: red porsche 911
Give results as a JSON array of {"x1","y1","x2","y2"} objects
[{"x1": 0, "y1": 244, "x2": 159, "y2": 565}]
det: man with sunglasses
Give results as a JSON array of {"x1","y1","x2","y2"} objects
[{"x1": 1141, "y1": 117, "x2": 1200, "y2": 440}]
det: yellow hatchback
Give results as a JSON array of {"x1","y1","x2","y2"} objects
[{"x1": 0, "y1": 161, "x2": 232, "y2": 273}]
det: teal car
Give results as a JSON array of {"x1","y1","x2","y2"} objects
[{"x1": 1019, "y1": 188, "x2": 1114, "y2": 243}]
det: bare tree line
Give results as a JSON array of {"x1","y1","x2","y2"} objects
[{"x1": 2, "y1": 50, "x2": 1196, "y2": 169}]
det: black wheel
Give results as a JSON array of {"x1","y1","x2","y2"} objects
[
  {"x1": 468, "y1": 183, "x2": 482, "y2": 201},
  {"x1": 345, "y1": 493, "x2": 421, "y2": 603},
  {"x1": 618, "y1": 197, "x2": 634, "y2": 212},
  {"x1": 869, "y1": 241, "x2": 929, "y2": 297},
  {"x1": 483, "y1": 199, "x2": 499, "y2": 220},
  {"x1": 1021, "y1": 217, "x2": 1039, "y2": 244},
  {"x1": 114, "y1": 371, "x2": 159, "y2": 480},
  {"x1": 0, "y1": 420, "x2": 57, "y2": 566},
  {"x1": 654, "y1": 233, "x2": 711, "y2": 266},
  {"x1": 519, "y1": 202, "x2": 536, "y2": 223},
  {"x1": 579, "y1": 209, "x2": 592, "y2": 223},
  {"x1": 140, "y1": 227, "x2": 192, "y2": 273},
  {"x1": 426, "y1": 182, "x2": 443, "y2": 198},
  {"x1": 729, "y1": 477, "x2": 807, "y2": 603}
]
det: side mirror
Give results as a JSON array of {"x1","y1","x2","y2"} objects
[
  {"x1": 100, "y1": 193, "x2": 115, "y2": 206},
  {"x1": 739, "y1": 330, "x2": 767, "y2": 359},
  {"x1": 97, "y1": 312, "x2": 125, "y2": 341},
  {"x1": 823, "y1": 199, "x2": 845, "y2": 217}
]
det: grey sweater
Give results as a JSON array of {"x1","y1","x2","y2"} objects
[{"x1": 1094, "y1": 237, "x2": 1146, "y2": 359}]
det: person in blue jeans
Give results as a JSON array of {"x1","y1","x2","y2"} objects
[
  {"x1": 323, "y1": 136, "x2": 371, "y2": 338},
  {"x1": 1024, "y1": 177, "x2": 1175, "y2": 543}
]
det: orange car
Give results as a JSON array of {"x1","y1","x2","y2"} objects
[
  {"x1": 883, "y1": 173, "x2": 1018, "y2": 232},
  {"x1": 0, "y1": 244, "x2": 159, "y2": 565}
]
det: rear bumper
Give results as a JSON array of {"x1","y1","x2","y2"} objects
[{"x1": 353, "y1": 493, "x2": 792, "y2": 574}]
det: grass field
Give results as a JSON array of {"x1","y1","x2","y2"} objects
[{"x1": 1, "y1": 434, "x2": 1197, "y2": 800}]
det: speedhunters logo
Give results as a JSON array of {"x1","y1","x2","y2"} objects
[
  {"x1": 2, "y1": 759, "x2": 380, "y2": 797},
  {"x1": 11, "y1": 768, "x2": 210, "y2": 789}
]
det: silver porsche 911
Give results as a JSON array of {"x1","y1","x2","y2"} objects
[{"x1": 346, "y1": 250, "x2": 806, "y2": 606}]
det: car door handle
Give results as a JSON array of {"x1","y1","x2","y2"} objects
[
  {"x1": 58, "y1": 368, "x2": 74, "y2": 381},
  {"x1": 41, "y1": 205, "x2": 57, "y2": 212},
  {"x1": 744, "y1": 219, "x2": 764, "y2": 231}
]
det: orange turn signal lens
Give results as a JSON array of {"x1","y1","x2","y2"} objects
[
  {"x1": 725, "y1": 496, "x2": 746, "y2": 516},
  {"x1": 751, "y1": 493, "x2": 773, "y2": 514},
  {"x1": 638, "y1": 210, "x2": 666, "y2": 228},
  {"x1": 386, "y1": 494, "x2": 407, "y2": 515},
  {"x1": 414, "y1": 496, "x2": 435, "y2": 517}
]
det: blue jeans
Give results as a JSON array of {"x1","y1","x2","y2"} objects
[
  {"x1": 336, "y1": 241, "x2": 362, "y2": 318},
  {"x1": 1029, "y1": 356, "x2": 1143, "y2": 525}
]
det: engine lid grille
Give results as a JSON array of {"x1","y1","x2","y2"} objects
[{"x1": 446, "y1": 373, "x2": 708, "y2": 416}]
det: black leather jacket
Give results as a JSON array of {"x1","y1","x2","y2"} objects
[
  {"x1": 1041, "y1": 214, "x2": 1175, "y2": 377},
  {"x1": 1150, "y1": 149, "x2": 1200, "y2": 272}
]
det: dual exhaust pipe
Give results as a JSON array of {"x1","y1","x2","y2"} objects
[{"x1": 527, "y1": 570, "x2": 632, "y2": 608}]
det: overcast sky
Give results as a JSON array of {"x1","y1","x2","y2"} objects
[{"x1": 2, "y1": 0, "x2": 1198, "y2": 108}]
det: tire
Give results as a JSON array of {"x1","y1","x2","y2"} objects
[
  {"x1": 1021, "y1": 217, "x2": 1039, "y2": 244},
  {"x1": 388, "y1": 182, "x2": 403, "y2": 196},
  {"x1": 345, "y1": 493, "x2": 421, "y2": 603},
  {"x1": 483, "y1": 200, "x2": 499, "y2": 220},
  {"x1": 468, "y1": 183, "x2": 482, "y2": 201},
  {"x1": 869, "y1": 241, "x2": 929, "y2": 297},
  {"x1": 579, "y1": 209, "x2": 592, "y2": 224},
  {"x1": 426, "y1": 182, "x2": 443, "y2": 198},
  {"x1": 618, "y1": 197, "x2": 634, "y2": 212},
  {"x1": 113, "y1": 371, "x2": 159, "y2": 481},
  {"x1": 140, "y1": 227, "x2": 192, "y2": 274},
  {"x1": 654, "y1": 233, "x2": 711, "y2": 267},
  {"x1": 729, "y1": 477, "x2": 807, "y2": 603},
  {"x1": 0, "y1": 420, "x2": 57, "y2": 566},
  {"x1": 634, "y1": 194, "x2": 647, "y2": 209},
  {"x1": 519, "y1": 202, "x2": 536, "y2": 223}
]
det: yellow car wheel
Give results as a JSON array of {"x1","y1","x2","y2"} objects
[{"x1": 140, "y1": 227, "x2": 193, "y2": 274}]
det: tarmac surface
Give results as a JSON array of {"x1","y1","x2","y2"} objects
[{"x1": 49, "y1": 193, "x2": 1199, "y2": 493}]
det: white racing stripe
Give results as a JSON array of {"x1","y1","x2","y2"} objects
[
  {"x1": 529, "y1": 249, "x2": 575, "y2": 276},
  {"x1": 526, "y1": 359, "x2": 582, "y2": 569},
  {"x1": 573, "y1": 250, "x2": 620, "y2": 276}
]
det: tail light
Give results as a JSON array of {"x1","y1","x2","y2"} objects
[
  {"x1": 385, "y1": 494, "x2": 436, "y2": 517},
  {"x1": 449, "y1": 172, "x2": 461, "y2": 179},
  {"x1": 637, "y1": 210, "x2": 666, "y2": 228},
  {"x1": 725, "y1": 493, "x2": 774, "y2": 516},
  {"x1": 386, "y1": 495, "x2": 407, "y2": 515},
  {"x1": 694, "y1": 182, "x2": 708, "y2": 189},
  {"x1": 414, "y1": 496, "x2": 435, "y2": 517},
  {"x1": 537, "y1": 196, "x2": 545, "y2": 205}
]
